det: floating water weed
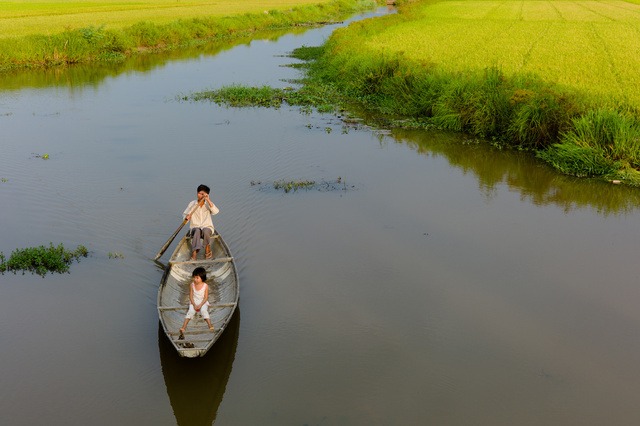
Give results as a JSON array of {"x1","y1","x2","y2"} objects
[
  {"x1": 0, "y1": 243, "x2": 89, "y2": 277},
  {"x1": 258, "y1": 177, "x2": 355, "y2": 193},
  {"x1": 184, "y1": 82, "x2": 341, "y2": 113},
  {"x1": 273, "y1": 179, "x2": 316, "y2": 193}
]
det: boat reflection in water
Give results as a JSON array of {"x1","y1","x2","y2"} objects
[{"x1": 158, "y1": 310, "x2": 240, "y2": 426}]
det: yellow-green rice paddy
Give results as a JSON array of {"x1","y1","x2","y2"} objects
[
  {"x1": 363, "y1": 0, "x2": 640, "y2": 107},
  {"x1": 0, "y1": 0, "x2": 334, "y2": 38}
]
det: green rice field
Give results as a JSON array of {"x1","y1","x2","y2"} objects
[
  {"x1": 0, "y1": 0, "x2": 332, "y2": 38},
  {"x1": 363, "y1": 0, "x2": 640, "y2": 107}
]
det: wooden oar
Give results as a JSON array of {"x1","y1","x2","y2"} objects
[{"x1": 155, "y1": 199, "x2": 205, "y2": 260}]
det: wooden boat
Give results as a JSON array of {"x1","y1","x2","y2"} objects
[{"x1": 158, "y1": 230, "x2": 239, "y2": 358}]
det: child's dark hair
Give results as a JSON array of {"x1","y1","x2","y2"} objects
[
  {"x1": 197, "y1": 184, "x2": 210, "y2": 194},
  {"x1": 192, "y1": 267, "x2": 207, "y2": 282}
]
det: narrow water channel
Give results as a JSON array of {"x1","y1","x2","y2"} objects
[{"x1": 2, "y1": 6, "x2": 640, "y2": 425}]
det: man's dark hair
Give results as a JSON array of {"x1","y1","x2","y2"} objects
[{"x1": 197, "y1": 184, "x2": 210, "y2": 194}]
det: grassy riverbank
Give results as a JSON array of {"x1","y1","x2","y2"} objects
[
  {"x1": 0, "y1": 0, "x2": 378, "y2": 72},
  {"x1": 306, "y1": 0, "x2": 640, "y2": 184}
]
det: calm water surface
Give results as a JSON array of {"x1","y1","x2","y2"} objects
[{"x1": 2, "y1": 7, "x2": 640, "y2": 425}]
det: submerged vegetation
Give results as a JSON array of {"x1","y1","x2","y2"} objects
[
  {"x1": 0, "y1": 0, "x2": 378, "y2": 72},
  {"x1": 0, "y1": 243, "x2": 89, "y2": 276}
]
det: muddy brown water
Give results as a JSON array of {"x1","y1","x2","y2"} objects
[{"x1": 2, "y1": 7, "x2": 640, "y2": 425}]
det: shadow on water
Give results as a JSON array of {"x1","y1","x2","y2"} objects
[
  {"x1": 158, "y1": 309, "x2": 240, "y2": 426},
  {"x1": 385, "y1": 127, "x2": 640, "y2": 216}
]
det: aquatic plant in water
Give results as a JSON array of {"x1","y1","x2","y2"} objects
[
  {"x1": 273, "y1": 179, "x2": 316, "y2": 193},
  {"x1": 261, "y1": 177, "x2": 354, "y2": 193},
  {"x1": 0, "y1": 243, "x2": 89, "y2": 277}
]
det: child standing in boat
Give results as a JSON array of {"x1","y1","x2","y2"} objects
[
  {"x1": 180, "y1": 267, "x2": 214, "y2": 332},
  {"x1": 183, "y1": 184, "x2": 219, "y2": 260}
]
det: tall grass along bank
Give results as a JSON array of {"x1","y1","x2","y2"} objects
[
  {"x1": 0, "y1": 0, "x2": 378, "y2": 72},
  {"x1": 303, "y1": 0, "x2": 640, "y2": 184}
]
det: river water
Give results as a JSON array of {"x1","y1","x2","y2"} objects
[{"x1": 2, "y1": 6, "x2": 640, "y2": 426}]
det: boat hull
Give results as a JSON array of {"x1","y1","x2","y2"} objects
[{"x1": 157, "y1": 231, "x2": 239, "y2": 357}]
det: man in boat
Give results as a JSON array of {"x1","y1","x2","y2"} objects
[{"x1": 183, "y1": 184, "x2": 219, "y2": 260}]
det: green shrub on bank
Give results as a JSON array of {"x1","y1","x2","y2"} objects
[
  {"x1": 538, "y1": 110, "x2": 640, "y2": 179},
  {"x1": 311, "y1": 38, "x2": 585, "y2": 148},
  {"x1": 565, "y1": 110, "x2": 640, "y2": 168}
]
